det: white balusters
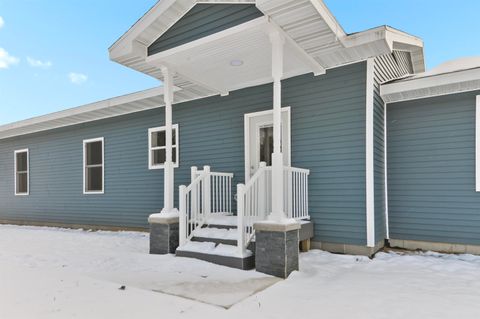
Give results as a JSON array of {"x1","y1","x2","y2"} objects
[{"x1": 283, "y1": 166, "x2": 310, "y2": 220}]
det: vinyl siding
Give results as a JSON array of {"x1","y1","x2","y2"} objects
[
  {"x1": 387, "y1": 90, "x2": 480, "y2": 245},
  {"x1": 0, "y1": 62, "x2": 368, "y2": 245},
  {"x1": 372, "y1": 52, "x2": 413, "y2": 242},
  {"x1": 147, "y1": 4, "x2": 263, "y2": 55}
]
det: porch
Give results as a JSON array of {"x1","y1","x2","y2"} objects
[
  {"x1": 174, "y1": 162, "x2": 312, "y2": 270},
  {"x1": 143, "y1": 5, "x2": 316, "y2": 275}
]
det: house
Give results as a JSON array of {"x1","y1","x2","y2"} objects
[{"x1": 0, "y1": 0, "x2": 478, "y2": 277}]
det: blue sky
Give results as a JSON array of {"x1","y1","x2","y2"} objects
[{"x1": 0, "y1": 0, "x2": 479, "y2": 125}]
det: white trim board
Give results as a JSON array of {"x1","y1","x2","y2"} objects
[
  {"x1": 244, "y1": 107, "x2": 291, "y2": 182},
  {"x1": 14, "y1": 148, "x2": 29, "y2": 196},
  {"x1": 384, "y1": 102, "x2": 389, "y2": 239},
  {"x1": 476, "y1": 96, "x2": 480, "y2": 192},
  {"x1": 148, "y1": 124, "x2": 180, "y2": 170},
  {"x1": 365, "y1": 58, "x2": 375, "y2": 247},
  {"x1": 83, "y1": 137, "x2": 105, "y2": 195},
  {"x1": 381, "y1": 67, "x2": 480, "y2": 103}
]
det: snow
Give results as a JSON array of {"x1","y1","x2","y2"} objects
[
  {"x1": 2, "y1": 225, "x2": 480, "y2": 319},
  {"x1": 411, "y1": 56, "x2": 480, "y2": 79},
  {"x1": 148, "y1": 212, "x2": 179, "y2": 222},
  {"x1": 193, "y1": 227, "x2": 238, "y2": 240},
  {"x1": 206, "y1": 214, "x2": 238, "y2": 226}
]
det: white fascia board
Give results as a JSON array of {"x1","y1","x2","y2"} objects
[
  {"x1": 309, "y1": 0, "x2": 346, "y2": 40},
  {"x1": 109, "y1": 0, "x2": 182, "y2": 56},
  {"x1": 380, "y1": 68, "x2": 480, "y2": 102},
  {"x1": 0, "y1": 86, "x2": 177, "y2": 136}
]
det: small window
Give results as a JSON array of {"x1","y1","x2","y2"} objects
[
  {"x1": 14, "y1": 149, "x2": 29, "y2": 195},
  {"x1": 149, "y1": 124, "x2": 179, "y2": 169},
  {"x1": 83, "y1": 137, "x2": 104, "y2": 194}
]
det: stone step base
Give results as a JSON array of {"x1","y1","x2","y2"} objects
[
  {"x1": 176, "y1": 249, "x2": 255, "y2": 270},
  {"x1": 176, "y1": 241, "x2": 254, "y2": 270}
]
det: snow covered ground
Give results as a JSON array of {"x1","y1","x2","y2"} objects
[{"x1": 1, "y1": 225, "x2": 480, "y2": 319}]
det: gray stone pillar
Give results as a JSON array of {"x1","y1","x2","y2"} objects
[
  {"x1": 148, "y1": 214, "x2": 179, "y2": 254},
  {"x1": 254, "y1": 221, "x2": 301, "y2": 278}
]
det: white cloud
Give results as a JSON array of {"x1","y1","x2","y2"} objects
[
  {"x1": 0, "y1": 48, "x2": 19, "y2": 69},
  {"x1": 0, "y1": 16, "x2": 4, "y2": 29},
  {"x1": 68, "y1": 72, "x2": 88, "y2": 85},
  {"x1": 27, "y1": 57, "x2": 52, "y2": 69}
]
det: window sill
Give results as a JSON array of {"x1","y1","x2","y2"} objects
[{"x1": 149, "y1": 164, "x2": 179, "y2": 170}]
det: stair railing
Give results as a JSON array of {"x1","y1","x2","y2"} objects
[
  {"x1": 179, "y1": 166, "x2": 210, "y2": 247},
  {"x1": 179, "y1": 166, "x2": 235, "y2": 247},
  {"x1": 237, "y1": 162, "x2": 271, "y2": 256}
]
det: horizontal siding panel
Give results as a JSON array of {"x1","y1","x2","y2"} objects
[
  {"x1": 387, "y1": 90, "x2": 480, "y2": 245},
  {"x1": 0, "y1": 62, "x2": 368, "y2": 245},
  {"x1": 148, "y1": 4, "x2": 263, "y2": 55}
]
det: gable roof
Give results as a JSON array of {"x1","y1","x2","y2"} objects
[{"x1": 109, "y1": 1, "x2": 425, "y2": 91}]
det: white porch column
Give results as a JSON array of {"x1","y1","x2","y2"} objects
[
  {"x1": 161, "y1": 66, "x2": 177, "y2": 214},
  {"x1": 269, "y1": 29, "x2": 286, "y2": 222}
]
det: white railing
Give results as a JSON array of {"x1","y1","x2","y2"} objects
[
  {"x1": 179, "y1": 166, "x2": 234, "y2": 247},
  {"x1": 237, "y1": 162, "x2": 272, "y2": 255},
  {"x1": 179, "y1": 166, "x2": 210, "y2": 247},
  {"x1": 284, "y1": 166, "x2": 310, "y2": 220},
  {"x1": 237, "y1": 163, "x2": 310, "y2": 255},
  {"x1": 192, "y1": 166, "x2": 234, "y2": 214}
]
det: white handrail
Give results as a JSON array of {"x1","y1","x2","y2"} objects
[
  {"x1": 180, "y1": 166, "x2": 235, "y2": 247},
  {"x1": 179, "y1": 166, "x2": 210, "y2": 246},
  {"x1": 237, "y1": 162, "x2": 271, "y2": 255},
  {"x1": 237, "y1": 163, "x2": 310, "y2": 255}
]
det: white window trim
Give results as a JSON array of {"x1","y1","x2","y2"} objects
[
  {"x1": 476, "y1": 96, "x2": 480, "y2": 192},
  {"x1": 14, "y1": 148, "x2": 29, "y2": 196},
  {"x1": 148, "y1": 124, "x2": 179, "y2": 170},
  {"x1": 83, "y1": 137, "x2": 105, "y2": 195}
]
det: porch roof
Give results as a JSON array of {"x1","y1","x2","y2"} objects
[{"x1": 109, "y1": 0, "x2": 425, "y2": 97}]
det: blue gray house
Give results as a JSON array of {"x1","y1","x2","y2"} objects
[{"x1": 0, "y1": 0, "x2": 479, "y2": 275}]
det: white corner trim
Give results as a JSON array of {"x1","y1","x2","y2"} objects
[
  {"x1": 384, "y1": 102, "x2": 390, "y2": 239},
  {"x1": 366, "y1": 59, "x2": 375, "y2": 247},
  {"x1": 476, "y1": 96, "x2": 480, "y2": 192},
  {"x1": 83, "y1": 137, "x2": 105, "y2": 195},
  {"x1": 14, "y1": 148, "x2": 29, "y2": 196},
  {"x1": 148, "y1": 124, "x2": 180, "y2": 170}
]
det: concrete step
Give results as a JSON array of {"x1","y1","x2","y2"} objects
[{"x1": 176, "y1": 241, "x2": 254, "y2": 270}]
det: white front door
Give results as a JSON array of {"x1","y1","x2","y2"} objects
[{"x1": 244, "y1": 107, "x2": 291, "y2": 180}]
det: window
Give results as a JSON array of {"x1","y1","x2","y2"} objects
[
  {"x1": 83, "y1": 137, "x2": 104, "y2": 194},
  {"x1": 14, "y1": 149, "x2": 29, "y2": 195},
  {"x1": 148, "y1": 124, "x2": 179, "y2": 169}
]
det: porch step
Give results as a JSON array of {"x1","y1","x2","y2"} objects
[
  {"x1": 191, "y1": 227, "x2": 238, "y2": 246},
  {"x1": 205, "y1": 214, "x2": 238, "y2": 229},
  {"x1": 176, "y1": 241, "x2": 254, "y2": 270}
]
